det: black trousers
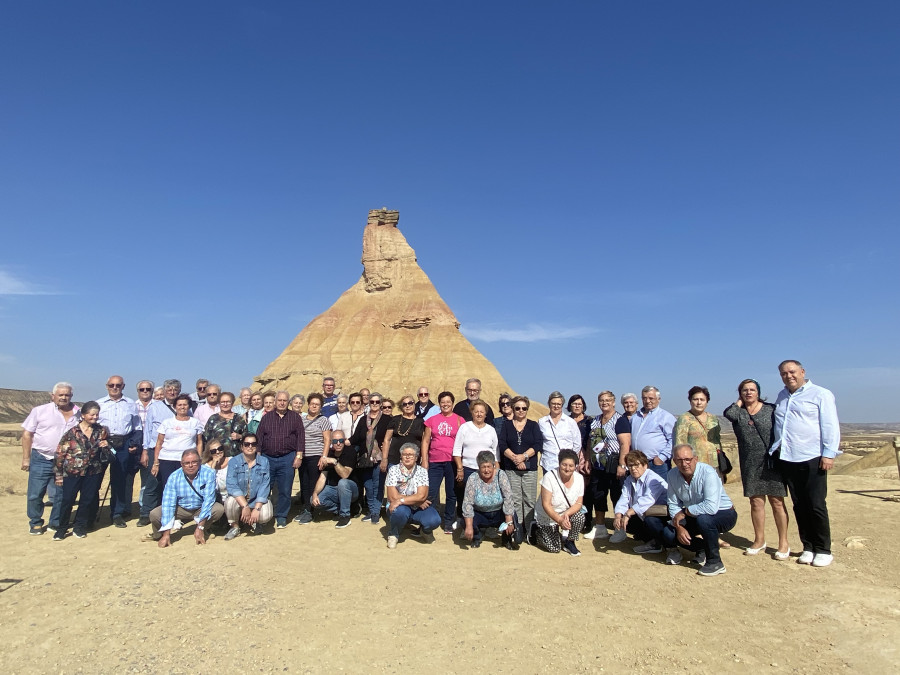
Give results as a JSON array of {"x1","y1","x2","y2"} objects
[
  {"x1": 781, "y1": 457, "x2": 831, "y2": 555},
  {"x1": 298, "y1": 455, "x2": 321, "y2": 511}
]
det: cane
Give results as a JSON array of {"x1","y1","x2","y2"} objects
[{"x1": 96, "y1": 480, "x2": 111, "y2": 523}]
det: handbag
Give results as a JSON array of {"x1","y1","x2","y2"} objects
[{"x1": 717, "y1": 449, "x2": 733, "y2": 483}]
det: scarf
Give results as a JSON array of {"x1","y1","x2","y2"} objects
[{"x1": 366, "y1": 411, "x2": 383, "y2": 463}]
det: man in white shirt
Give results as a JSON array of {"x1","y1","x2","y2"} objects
[
  {"x1": 770, "y1": 360, "x2": 840, "y2": 568},
  {"x1": 98, "y1": 375, "x2": 142, "y2": 527},
  {"x1": 193, "y1": 384, "x2": 221, "y2": 426}
]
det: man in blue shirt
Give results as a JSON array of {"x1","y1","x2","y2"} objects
[
  {"x1": 321, "y1": 377, "x2": 339, "y2": 418},
  {"x1": 662, "y1": 444, "x2": 738, "y2": 576},
  {"x1": 97, "y1": 374, "x2": 143, "y2": 528},
  {"x1": 143, "y1": 449, "x2": 224, "y2": 548},
  {"x1": 770, "y1": 360, "x2": 841, "y2": 568},
  {"x1": 629, "y1": 386, "x2": 676, "y2": 479}
]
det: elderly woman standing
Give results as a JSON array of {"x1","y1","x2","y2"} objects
[
  {"x1": 294, "y1": 393, "x2": 332, "y2": 524},
  {"x1": 203, "y1": 391, "x2": 247, "y2": 457},
  {"x1": 534, "y1": 449, "x2": 585, "y2": 555},
  {"x1": 52, "y1": 401, "x2": 111, "y2": 540},
  {"x1": 224, "y1": 432, "x2": 273, "y2": 539},
  {"x1": 584, "y1": 391, "x2": 622, "y2": 540},
  {"x1": 724, "y1": 379, "x2": 790, "y2": 559},
  {"x1": 152, "y1": 394, "x2": 204, "y2": 492},
  {"x1": 381, "y1": 395, "x2": 425, "y2": 474},
  {"x1": 462, "y1": 450, "x2": 518, "y2": 549},
  {"x1": 452, "y1": 399, "x2": 499, "y2": 521},
  {"x1": 290, "y1": 394, "x2": 307, "y2": 419},
  {"x1": 233, "y1": 388, "x2": 252, "y2": 416},
  {"x1": 245, "y1": 392, "x2": 265, "y2": 434},
  {"x1": 384, "y1": 443, "x2": 441, "y2": 549},
  {"x1": 673, "y1": 386, "x2": 724, "y2": 475},
  {"x1": 497, "y1": 395, "x2": 542, "y2": 544},
  {"x1": 538, "y1": 391, "x2": 582, "y2": 475},
  {"x1": 421, "y1": 391, "x2": 466, "y2": 534},
  {"x1": 348, "y1": 392, "x2": 390, "y2": 523},
  {"x1": 328, "y1": 394, "x2": 352, "y2": 439},
  {"x1": 494, "y1": 393, "x2": 513, "y2": 437}
]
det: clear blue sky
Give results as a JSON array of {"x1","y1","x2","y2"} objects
[{"x1": 1, "y1": 2, "x2": 897, "y2": 422}]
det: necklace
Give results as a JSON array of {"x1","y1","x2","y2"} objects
[{"x1": 396, "y1": 416, "x2": 416, "y2": 437}]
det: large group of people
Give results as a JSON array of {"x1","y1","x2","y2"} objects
[{"x1": 20, "y1": 360, "x2": 842, "y2": 573}]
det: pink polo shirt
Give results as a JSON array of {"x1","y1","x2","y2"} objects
[{"x1": 22, "y1": 402, "x2": 81, "y2": 460}]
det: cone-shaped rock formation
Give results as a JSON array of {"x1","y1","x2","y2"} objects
[{"x1": 254, "y1": 209, "x2": 536, "y2": 411}]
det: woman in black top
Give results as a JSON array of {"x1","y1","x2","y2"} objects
[
  {"x1": 348, "y1": 392, "x2": 392, "y2": 523},
  {"x1": 497, "y1": 395, "x2": 543, "y2": 543}
]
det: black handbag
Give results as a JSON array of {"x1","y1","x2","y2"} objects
[{"x1": 717, "y1": 449, "x2": 733, "y2": 483}]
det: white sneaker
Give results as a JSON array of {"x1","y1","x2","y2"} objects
[
  {"x1": 584, "y1": 525, "x2": 609, "y2": 540},
  {"x1": 666, "y1": 548, "x2": 683, "y2": 565},
  {"x1": 633, "y1": 541, "x2": 663, "y2": 554},
  {"x1": 386, "y1": 535, "x2": 398, "y2": 549},
  {"x1": 811, "y1": 553, "x2": 834, "y2": 567},
  {"x1": 609, "y1": 529, "x2": 627, "y2": 544},
  {"x1": 797, "y1": 550, "x2": 814, "y2": 565}
]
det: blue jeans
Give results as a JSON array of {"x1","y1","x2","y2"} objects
[
  {"x1": 648, "y1": 459, "x2": 670, "y2": 479},
  {"x1": 139, "y1": 449, "x2": 160, "y2": 518},
  {"x1": 388, "y1": 504, "x2": 441, "y2": 537},
  {"x1": 471, "y1": 509, "x2": 505, "y2": 544},
  {"x1": 265, "y1": 452, "x2": 297, "y2": 521},
  {"x1": 427, "y1": 461, "x2": 456, "y2": 529},
  {"x1": 27, "y1": 450, "x2": 60, "y2": 529},
  {"x1": 359, "y1": 467, "x2": 381, "y2": 516},
  {"x1": 317, "y1": 480, "x2": 359, "y2": 518},
  {"x1": 109, "y1": 441, "x2": 141, "y2": 519},
  {"x1": 662, "y1": 508, "x2": 738, "y2": 565}
]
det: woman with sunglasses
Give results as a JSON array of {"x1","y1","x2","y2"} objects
[
  {"x1": 497, "y1": 395, "x2": 542, "y2": 544},
  {"x1": 224, "y1": 433, "x2": 272, "y2": 539},
  {"x1": 203, "y1": 391, "x2": 247, "y2": 458},
  {"x1": 381, "y1": 395, "x2": 425, "y2": 474},
  {"x1": 348, "y1": 392, "x2": 391, "y2": 523},
  {"x1": 294, "y1": 393, "x2": 332, "y2": 525},
  {"x1": 494, "y1": 393, "x2": 513, "y2": 437},
  {"x1": 202, "y1": 439, "x2": 231, "y2": 506}
]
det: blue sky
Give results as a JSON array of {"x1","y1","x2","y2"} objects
[{"x1": 1, "y1": 2, "x2": 897, "y2": 422}]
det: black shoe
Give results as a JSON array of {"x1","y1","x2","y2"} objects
[
  {"x1": 113, "y1": 516, "x2": 127, "y2": 529},
  {"x1": 52, "y1": 531, "x2": 66, "y2": 541},
  {"x1": 409, "y1": 524, "x2": 424, "y2": 538},
  {"x1": 136, "y1": 517, "x2": 151, "y2": 527},
  {"x1": 335, "y1": 516, "x2": 352, "y2": 529},
  {"x1": 563, "y1": 540, "x2": 581, "y2": 557},
  {"x1": 73, "y1": 530, "x2": 87, "y2": 539}
]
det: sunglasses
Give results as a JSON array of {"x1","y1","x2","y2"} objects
[
  {"x1": 381, "y1": 405, "x2": 393, "y2": 410},
  {"x1": 331, "y1": 439, "x2": 345, "y2": 445},
  {"x1": 210, "y1": 447, "x2": 224, "y2": 454},
  {"x1": 350, "y1": 400, "x2": 362, "y2": 405},
  {"x1": 418, "y1": 393, "x2": 429, "y2": 397},
  {"x1": 513, "y1": 406, "x2": 528, "y2": 412},
  {"x1": 500, "y1": 401, "x2": 511, "y2": 407},
  {"x1": 138, "y1": 387, "x2": 153, "y2": 392},
  {"x1": 369, "y1": 400, "x2": 381, "y2": 406},
  {"x1": 401, "y1": 401, "x2": 414, "y2": 407},
  {"x1": 107, "y1": 383, "x2": 124, "y2": 388},
  {"x1": 242, "y1": 442, "x2": 258, "y2": 448}
]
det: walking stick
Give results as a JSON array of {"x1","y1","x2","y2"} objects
[{"x1": 96, "y1": 480, "x2": 111, "y2": 523}]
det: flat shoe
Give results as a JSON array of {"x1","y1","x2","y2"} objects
[
  {"x1": 744, "y1": 542, "x2": 767, "y2": 556},
  {"x1": 773, "y1": 548, "x2": 791, "y2": 560}
]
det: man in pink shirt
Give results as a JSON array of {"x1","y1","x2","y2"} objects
[
  {"x1": 193, "y1": 384, "x2": 220, "y2": 426},
  {"x1": 22, "y1": 382, "x2": 80, "y2": 535}
]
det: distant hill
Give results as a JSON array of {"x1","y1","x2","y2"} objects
[{"x1": 0, "y1": 388, "x2": 52, "y2": 423}]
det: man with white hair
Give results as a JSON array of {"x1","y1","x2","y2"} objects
[
  {"x1": 630, "y1": 386, "x2": 676, "y2": 479},
  {"x1": 21, "y1": 382, "x2": 80, "y2": 535},
  {"x1": 452, "y1": 378, "x2": 495, "y2": 423},
  {"x1": 97, "y1": 374, "x2": 142, "y2": 528}
]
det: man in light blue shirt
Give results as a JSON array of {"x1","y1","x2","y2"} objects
[
  {"x1": 770, "y1": 360, "x2": 840, "y2": 568},
  {"x1": 97, "y1": 374, "x2": 143, "y2": 528},
  {"x1": 662, "y1": 444, "x2": 737, "y2": 576},
  {"x1": 630, "y1": 386, "x2": 676, "y2": 479},
  {"x1": 137, "y1": 378, "x2": 181, "y2": 525}
]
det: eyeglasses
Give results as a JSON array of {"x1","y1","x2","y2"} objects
[
  {"x1": 465, "y1": 388, "x2": 480, "y2": 394},
  {"x1": 210, "y1": 447, "x2": 224, "y2": 454},
  {"x1": 242, "y1": 442, "x2": 258, "y2": 447},
  {"x1": 206, "y1": 392, "x2": 220, "y2": 397},
  {"x1": 182, "y1": 460, "x2": 200, "y2": 466},
  {"x1": 138, "y1": 387, "x2": 153, "y2": 392},
  {"x1": 549, "y1": 402, "x2": 563, "y2": 408},
  {"x1": 400, "y1": 453, "x2": 417, "y2": 458},
  {"x1": 401, "y1": 401, "x2": 414, "y2": 407},
  {"x1": 331, "y1": 439, "x2": 345, "y2": 445},
  {"x1": 350, "y1": 400, "x2": 362, "y2": 405},
  {"x1": 513, "y1": 406, "x2": 528, "y2": 412},
  {"x1": 369, "y1": 400, "x2": 381, "y2": 406},
  {"x1": 197, "y1": 386, "x2": 207, "y2": 391},
  {"x1": 418, "y1": 393, "x2": 429, "y2": 397},
  {"x1": 107, "y1": 383, "x2": 123, "y2": 389}
]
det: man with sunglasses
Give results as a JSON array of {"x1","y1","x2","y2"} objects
[
  {"x1": 98, "y1": 375, "x2": 143, "y2": 528},
  {"x1": 311, "y1": 430, "x2": 358, "y2": 528},
  {"x1": 415, "y1": 387, "x2": 436, "y2": 420},
  {"x1": 189, "y1": 378, "x2": 209, "y2": 408},
  {"x1": 134, "y1": 381, "x2": 156, "y2": 525}
]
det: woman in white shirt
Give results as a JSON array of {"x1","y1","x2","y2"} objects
[
  {"x1": 151, "y1": 394, "x2": 204, "y2": 492},
  {"x1": 538, "y1": 391, "x2": 582, "y2": 473},
  {"x1": 452, "y1": 400, "x2": 498, "y2": 522},
  {"x1": 533, "y1": 449, "x2": 585, "y2": 556}
]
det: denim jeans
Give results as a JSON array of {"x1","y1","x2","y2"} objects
[
  {"x1": 58, "y1": 472, "x2": 103, "y2": 535},
  {"x1": 359, "y1": 467, "x2": 381, "y2": 517},
  {"x1": 471, "y1": 509, "x2": 505, "y2": 544},
  {"x1": 317, "y1": 480, "x2": 359, "y2": 518},
  {"x1": 648, "y1": 459, "x2": 670, "y2": 479},
  {"x1": 265, "y1": 452, "x2": 297, "y2": 521},
  {"x1": 661, "y1": 508, "x2": 738, "y2": 565},
  {"x1": 109, "y1": 441, "x2": 141, "y2": 519},
  {"x1": 27, "y1": 450, "x2": 60, "y2": 529},
  {"x1": 388, "y1": 504, "x2": 441, "y2": 537},
  {"x1": 427, "y1": 461, "x2": 456, "y2": 529},
  {"x1": 139, "y1": 451, "x2": 160, "y2": 518},
  {"x1": 626, "y1": 513, "x2": 668, "y2": 543}
]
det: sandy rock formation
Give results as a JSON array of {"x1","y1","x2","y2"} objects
[{"x1": 254, "y1": 209, "x2": 543, "y2": 414}]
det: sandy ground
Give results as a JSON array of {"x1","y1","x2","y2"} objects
[{"x1": 1, "y1": 441, "x2": 899, "y2": 674}]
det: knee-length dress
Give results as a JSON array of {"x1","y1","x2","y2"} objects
[{"x1": 723, "y1": 402, "x2": 786, "y2": 498}]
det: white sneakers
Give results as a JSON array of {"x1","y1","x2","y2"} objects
[
  {"x1": 583, "y1": 525, "x2": 609, "y2": 540},
  {"x1": 797, "y1": 550, "x2": 815, "y2": 565},
  {"x1": 609, "y1": 528, "x2": 627, "y2": 544},
  {"x1": 812, "y1": 553, "x2": 834, "y2": 567},
  {"x1": 386, "y1": 535, "x2": 398, "y2": 549}
]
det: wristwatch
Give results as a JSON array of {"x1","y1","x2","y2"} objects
[{"x1": 197, "y1": 524, "x2": 205, "y2": 531}]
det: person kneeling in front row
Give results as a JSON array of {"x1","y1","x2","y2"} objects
[
  {"x1": 311, "y1": 429, "x2": 358, "y2": 529},
  {"x1": 462, "y1": 450, "x2": 518, "y2": 549},
  {"x1": 611, "y1": 450, "x2": 670, "y2": 556},
  {"x1": 224, "y1": 433, "x2": 273, "y2": 540},
  {"x1": 663, "y1": 444, "x2": 738, "y2": 576},
  {"x1": 144, "y1": 449, "x2": 224, "y2": 547},
  {"x1": 533, "y1": 449, "x2": 586, "y2": 556},
  {"x1": 384, "y1": 443, "x2": 441, "y2": 549}
]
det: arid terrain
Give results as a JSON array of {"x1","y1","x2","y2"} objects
[{"x1": 2, "y1": 415, "x2": 899, "y2": 673}]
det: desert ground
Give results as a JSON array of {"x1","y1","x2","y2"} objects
[{"x1": 1, "y1": 423, "x2": 899, "y2": 674}]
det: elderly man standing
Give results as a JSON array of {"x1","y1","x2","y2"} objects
[
  {"x1": 662, "y1": 445, "x2": 738, "y2": 576},
  {"x1": 143, "y1": 449, "x2": 224, "y2": 547},
  {"x1": 138, "y1": 378, "x2": 181, "y2": 525},
  {"x1": 98, "y1": 375, "x2": 143, "y2": 528},
  {"x1": 193, "y1": 383, "x2": 220, "y2": 426},
  {"x1": 415, "y1": 387, "x2": 436, "y2": 420},
  {"x1": 630, "y1": 386, "x2": 676, "y2": 479},
  {"x1": 770, "y1": 360, "x2": 840, "y2": 567},
  {"x1": 452, "y1": 378, "x2": 495, "y2": 423},
  {"x1": 21, "y1": 382, "x2": 80, "y2": 535},
  {"x1": 189, "y1": 378, "x2": 209, "y2": 405},
  {"x1": 134, "y1": 380, "x2": 156, "y2": 521},
  {"x1": 257, "y1": 390, "x2": 305, "y2": 528}
]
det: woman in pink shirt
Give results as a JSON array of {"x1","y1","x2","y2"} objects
[{"x1": 421, "y1": 391, "x2": 466, "y2": 534}]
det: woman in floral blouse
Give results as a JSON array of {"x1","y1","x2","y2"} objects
[
  {"x1": 462, "y1": 450, "x2": 517, "y2": 550},
  {"x1": 203, "y1": 391, "x2": 247, "y2": 457},
  {"x1": 53, "y1": 401, "x2": 110, "y2": 541}
]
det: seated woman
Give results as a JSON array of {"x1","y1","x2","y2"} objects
[
  {"x1": 461, "y1": 451, "x2": 518, "y2": 549},
  {"x1": 52, "y1": 401, "x2": 111, "y2": 541},
  {"x1": 384, "y1": 442, "x2": 441, "y2": 549},
  {"x1": 533, "y1": 449, "x2": 585, "y2": 556},
  {"x1": 612, "y1": 450, "x2": 671, "y2": 559},
  {"x1": 224, "y1": 433, "x2": 273, "y2": 539}
]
